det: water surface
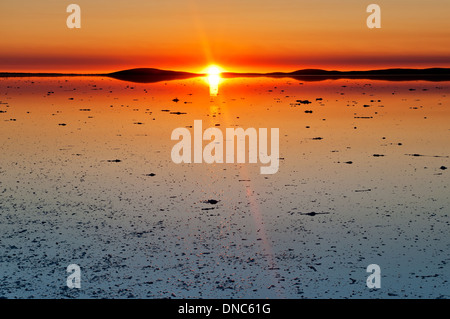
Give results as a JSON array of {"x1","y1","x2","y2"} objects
[{"x1": 0, "y1": 76, "x2": 449, "y2": 298}]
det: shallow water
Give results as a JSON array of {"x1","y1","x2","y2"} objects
[{"x1": 0, "y1": 76, "x2": 449, "y2": 298}]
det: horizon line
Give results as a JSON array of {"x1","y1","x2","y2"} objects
[
  {"x1": 2, "y1": 66, "x2": 450, "y2": 76},
  {"x1": 2, "y1": 67, "x2": 450, "y2": 83}
]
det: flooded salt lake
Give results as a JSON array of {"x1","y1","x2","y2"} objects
[{"x1": 0, "y1": 75, "x2": 448, "y2": 298}]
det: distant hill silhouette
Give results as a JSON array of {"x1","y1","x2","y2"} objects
[
  {"x1": 0, "y1": 68, "x2": 203, "y2": 84},
  {"x1": 107, "y1": 68, "x2": 202, "y2": 83},
  {"x1": 222, "y1": 68, "x2": 450, "y2": 82},
  {"x1": 1, "y1": 67, "x2": 450, "y2": 82}
]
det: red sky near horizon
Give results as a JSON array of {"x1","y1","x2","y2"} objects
[{"x1": 1, "y1": 0, "x2": 450, "y2": 73}]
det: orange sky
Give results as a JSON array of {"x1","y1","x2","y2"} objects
[{"x1": 1, "y1": 0, "x2": 450, "y2": 73}]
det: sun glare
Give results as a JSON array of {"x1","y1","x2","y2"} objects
[
  {"x1": 203, "y1": 65, "x2": 223, "y2": 97},
  {"x1": 205, "y1": 65, "x2": 223, "y2": 76}
]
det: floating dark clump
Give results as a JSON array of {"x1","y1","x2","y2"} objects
[
  {"x1": 172, "y1": 98, "x2": 180, "y2": 103},
  {"x1": 202, "y1": 199, "x2": 220, "y2": 205},
  {"x1": 145, "y1": 173, "x2": 156, "y2": 176},
  {"x1": 301, "y1": 212, "x2": 330, "y2": 216},
  {"x1": 58, "y1": 123, "x2": 67, "y2": 126},
  {"x1": 296, "y1": 99, "x2": 312, "y2": 104},
  {"x1": 373, "y1": 154, "x2": 385, "y2": 157},
  {"x1": 406, "y1": 153, "x2": 423, "y2": 157},
  {"x1": 440, "y1": 166, "x2": 447, "y2": 170},
  {"x1": 344, "y1": 161, "x2": 353, "y2": 164},
  {"x1": 304, "y1": 110, "x2": 313, "y2": 113},
  {"x1": 170, "y1": 112, "x2": 187, "y2": 115},
  {"x1": 107, "y1": 159, "x2": 121, "y2": 163}
]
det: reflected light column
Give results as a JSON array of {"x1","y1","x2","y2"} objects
[{"x1": 208, "y1": 74, "x2": 220, "y2": 96}]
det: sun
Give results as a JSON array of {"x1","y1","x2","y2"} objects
[{"x1": 204, "y1": 65, "x2": 223, "y2": 76}]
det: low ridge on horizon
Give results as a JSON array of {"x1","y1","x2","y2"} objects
[
  {"x1": 2, "y1": 66, "x2": 450, "y2": 75},
  {"x1": 1, "y1": 67, "x2": 450, "y2": 83}
]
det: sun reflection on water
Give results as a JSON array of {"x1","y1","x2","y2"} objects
[{"x1": 207, "y1": 74, "x2": 221, "y2": 96}]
